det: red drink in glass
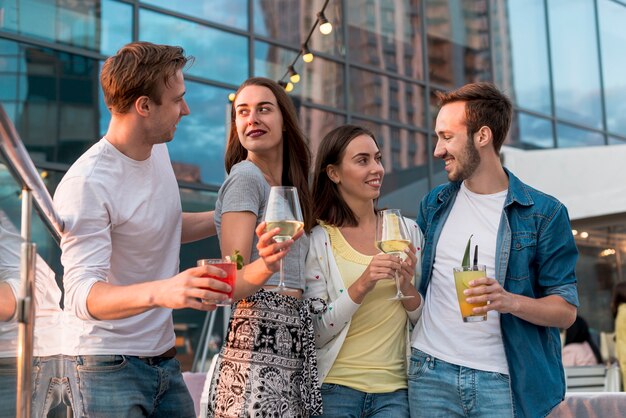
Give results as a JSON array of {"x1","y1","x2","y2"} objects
[{"x1": 197, "y1": 259, "x2": 236, "y2": 306}]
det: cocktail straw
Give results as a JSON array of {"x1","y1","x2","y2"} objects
[{"x1": 472, "y1": 245, "x2": 478, "y2": 270}]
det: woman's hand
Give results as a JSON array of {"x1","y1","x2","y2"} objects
[
  {"x1": 348, "y1": 253, "x2": 402, "y2": 304},
  {"x1": 255, "y1": 221, "x2": 302, "y2": 272}
]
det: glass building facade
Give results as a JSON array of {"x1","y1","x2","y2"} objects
[{"x1": 1, "y1": 0, "x2": 626, "y2": 369}]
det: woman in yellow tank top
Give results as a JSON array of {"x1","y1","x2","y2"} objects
[{"x1": 304, "y1": 124, "x2": 424, "y2": 417}]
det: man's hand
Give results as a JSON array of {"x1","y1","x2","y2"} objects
[
  {"x1": 86, "y1": 265, "x2": 232, "y2": 320},
  {"x1": 151, "y1": 265, "x2": 232, "y2": 311},
  {"x1": 465, "y1": 276, "x2": 576, "y2": 328},
  {"x1": 464, "y1": 276, "x2": 519, "y2": 315}
]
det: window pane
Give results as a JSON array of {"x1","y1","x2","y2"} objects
[
  {"x1": 1, "y1": 40, "x2": 27, "y2": 134},
  {"x1": 301, "y1": 107, "x2": 345, "y2": 163},
  {"x1": 599, "y1": 0, "x2": 626, "y2": 134},
  {"x1": 254, "y1": 41, "x2": 345, "y2": 109},
  {"x1": 425, "y1": 0, "x2": 491, "y2": 89},
  {"x1": 556, "y1": 124, "x2": 604, "y2": 148},
  {"x1": 548, "y1": 0, "x2": 603, "y2": 128},
  {"x1": 608, "y1": 136, "x2": 626, "y2": 146},
  {"x1": 351, "y1": 119, "x2": 428, "y2": 174},
  {"x1": 140, "y1": 9, "x2": 248, "y2": 85},
  {"x1": 347, "y1": 0, "x2": 423, "y2": 79},
  {"x1": 254, "y1": 0, "x2": 344, "y2": 57},
  {"x1": 98, "y1": 62, "x2": 111, "y2": 138},
  {"x1": 141, "y1": 0, "x2": 247, "y2": 30},
  {"x1": 1, "y1": 41, "x2": 100, "y2": 165},
  {"x1": 307, "y1": 0, "x2": 344, "y2": 57},
  {"x1": 101, "y1": 0, "x2": 133, "y2": 56},
  {"x1": 510, "y1": 112, "x2": 554, "y2": 149},
  {"x1": 349, "y1": 68, "x2": 425, "y2": 127},
  {"x1": 494, "y1": 0, "x2": 551, "y2": 115},
  {"x1": 167, "y1": 81, "x2": 232, "y2": 186},
  {"x1": 1, "y1": 0, "x2": 132, "y2": 54}
]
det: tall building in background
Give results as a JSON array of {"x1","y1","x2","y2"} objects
[{"x1": 1, "y1": 0, "x2": 626, "y2": 339}]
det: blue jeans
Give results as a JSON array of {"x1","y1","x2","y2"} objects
[
  {"x1": 312, "y1": 383, "x2": 409, "y2": 418},
  {"x1": 31, "y1": 355, "x2": 73, "y2": 418},
  {"x1": 67, "y1": 354, "x2": 195, "y2": 418},
  {"x1": 408, "y1": 348, "x2": 515, "y2": 418},
  {"x1": 0, "y1": 357, "x2": 16, "y2": 418}
]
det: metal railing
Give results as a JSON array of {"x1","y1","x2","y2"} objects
[
  {"x1": 0, "y1": 106, "x2": 64, "y2": 242},
  {"x1": 0, "y1": 104, "x2": 64, "y2": 418}
]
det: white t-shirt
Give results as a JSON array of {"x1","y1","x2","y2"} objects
[
  {"x1": 55, "y1": 139, "x2": 181, "y2": 356},
  {"x1": 0, "y1": 213, "x2": 63, "y2": 357},
  {"x1": 412, "y1": 182, "x2": 509, "y2": 375}
]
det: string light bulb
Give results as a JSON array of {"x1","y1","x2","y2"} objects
[
  {"x1": 277, "y1": 80, "x2": 294, "y2": 92},
  {"x1": 288, "y1": 65, "x2": 300, "y2": 83},
  {"x1": 228, "y1": 92, "x2": 236, "y2": 102},
  {"x1": 302, "y1": 44, "x2": 314, "y2": 63},
  {"x1": 318, "y1": 11, "x2": 332, "y2": 35}
]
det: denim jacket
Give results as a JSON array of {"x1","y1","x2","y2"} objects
[{"x1": 417, "y1": 169, "x2": 578, "y2": 418}]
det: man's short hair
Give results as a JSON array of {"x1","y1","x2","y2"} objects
[
  {"x1": 100, "y1": 41, "x2": 192, "y2": 114},
  {"x1": 436, "y1": 82, "x2": 513, "y2": 153}
]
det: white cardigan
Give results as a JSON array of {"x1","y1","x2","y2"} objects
[{"x1": 303, "y1": 217, "x2": 424, "y2": 384}]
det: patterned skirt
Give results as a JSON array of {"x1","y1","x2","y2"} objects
[{"x1": 207, "y1": 290, "x2": 324, "y2": 418}]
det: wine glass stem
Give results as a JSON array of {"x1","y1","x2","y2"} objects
[
  {"x1": 278, "y1": 258, "x2": 285, "y2": 289},
  {"x1": 394, "y1": 271, "x2": 403, "y2": 297}
]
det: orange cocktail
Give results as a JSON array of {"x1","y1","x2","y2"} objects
[{"x1": 453, "y1": 265, "x2": 487, "y2": 322}]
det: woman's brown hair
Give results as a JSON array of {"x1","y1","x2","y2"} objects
[
  {"x1": 224, "y1": 77, "x2": 313, "y2": 232},
  {"x1": 312, "y1": 124, "x2": 379, "y2": 228}
]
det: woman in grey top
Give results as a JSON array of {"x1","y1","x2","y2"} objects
[{"x1": 208, "y1": 77, "x2": 323, "y2": 417}]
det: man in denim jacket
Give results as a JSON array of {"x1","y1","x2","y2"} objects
[{"x1": 408, "y1": 82, "x2": 578, "y2": 418}]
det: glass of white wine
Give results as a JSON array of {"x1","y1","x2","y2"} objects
[
  {"x1": 375, "y1": 208, "x2": 414, "y2": 301},
  {"x1": 264, "y1": 186, "x2": 304, "y2": 292}
]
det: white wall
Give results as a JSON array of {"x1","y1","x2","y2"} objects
[{"x1": 501, "y1": 144, "x2": 626, "y2": 221}]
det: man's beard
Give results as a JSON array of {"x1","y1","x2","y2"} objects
[{"x1": 449, "y1": 138, "x2": 481, "y2": 182}]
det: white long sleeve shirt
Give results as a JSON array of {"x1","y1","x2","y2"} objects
[
  {"x1": 0, "y1": 213, "x2": 63, "y2": 357},
  {"x1": 54, "y1": 139, "x2": 181, "y2": 356}
]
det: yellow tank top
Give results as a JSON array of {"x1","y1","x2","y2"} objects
[{"x1": 322, "y1": 224, "x2": 408, "y2": 393}]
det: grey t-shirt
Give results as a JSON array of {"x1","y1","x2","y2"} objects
[{"x1": 214, "y1": 160, "x2": 309, "y2": 290}]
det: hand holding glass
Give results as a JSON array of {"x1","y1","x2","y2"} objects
[
  {"x1": 197, "y1": 258, "x2": 236, "y2": 306},
  {"x1": 264, "y1": 186, "x2": 304, "y2": 292},
  {"x1": 453, "y1": 264, "x2": 488, "y2": 322},
  {"x1": 375, "y1": 209, "x2": 414, "y2": 301}
]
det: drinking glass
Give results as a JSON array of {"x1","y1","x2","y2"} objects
[
  {"x1": 375, "y1": 209, "x2": 414, "y2": 301},
  {"x1": 197, "y1": 258, "x2": 236, "y2": 306},
  {"x1": 453, "y1": 264, "x2": 488, "y2": 322},
  {"x1": 263, "y1": 186, "x2": 304, "y2": 292}
]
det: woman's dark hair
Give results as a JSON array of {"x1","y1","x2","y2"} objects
[
  {"x1": 224, "y1": 77, "x2": 313, "y2": 232},
  {"x1": 565, "y1": 316, "x2": 602, "y2": 364},
  {"x1": 611, "y1": 282, "x2": 626, "y2": 318},
  {"x1": 311, "y1": 124, "x2": 379, "y2": 228}
]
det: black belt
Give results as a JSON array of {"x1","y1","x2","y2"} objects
[{"x1": 137, "y1": 347, "x2": 177, "y2": 365}]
